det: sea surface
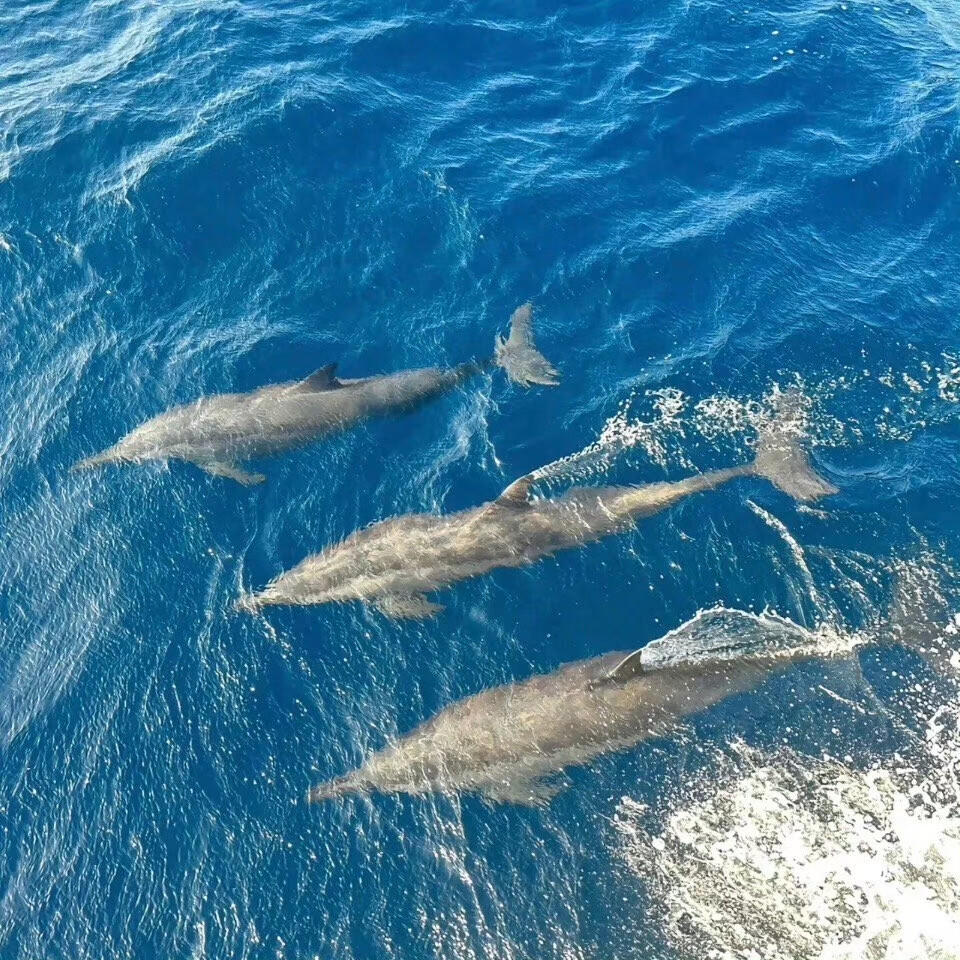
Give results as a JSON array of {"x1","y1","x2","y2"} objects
[{"x1": 2, "y1": 1, "x2": 959, "y2": 958}]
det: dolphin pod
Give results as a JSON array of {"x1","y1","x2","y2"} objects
[
  {"x1": 308, "y1": 609, "x2": 857, "y2": 804},
  {"x1": 240, "y1": 394, "x2": 837, "y2": 618},
  {"x1": 73, "y1": 303, "x2": 558, "y2": 485},
  {"x1": 71, "y1": 294, "x2": 898, "y2": 812}
]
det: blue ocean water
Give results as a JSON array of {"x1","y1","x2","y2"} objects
[{"x1": 1, "y1": 0, "x2": 959, "y2": 957}]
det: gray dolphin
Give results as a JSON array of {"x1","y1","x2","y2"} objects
[
  {"x1": 308, "y1": 608, "x2": 862, "y2": 805},
  {"x1": 72, "y1": 304, "x2": 558, "y2": 484},
  {"x1": 242, "y1": 397, "x2": 837, "y2": 618}
]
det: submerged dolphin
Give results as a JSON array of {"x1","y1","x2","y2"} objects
[
  {"x1": 308, "y1": 608, "x2": 863, "y2": 805},
  {"x1": 242, "y1": 397, "x2": 838, "y2": 618},
  {"x1": 73, "y1": 304, "x2": 558, "y2": 484}
]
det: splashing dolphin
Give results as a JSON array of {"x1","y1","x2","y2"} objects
[
  {"x1": 72, "y1": 303, "x2": 557, "y2": 484},
  {"x1": 242, "y1": 394, "x2": 837, "y2": 617},
  {"x1": 308, "y1": 608, "x2": 865, "y2": 805}
]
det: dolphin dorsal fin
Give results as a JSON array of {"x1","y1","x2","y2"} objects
[
  {"x1": 297, "y1": 363, "x2": 341, "y2": 392},
  {"x1": 497, "y1": 474, "x2": 534, "y2": 508},
  {"x1": 606, "y1": 648, "x2": 645, "y2": 682}
]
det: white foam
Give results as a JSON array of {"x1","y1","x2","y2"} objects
[
  {"x1": 615, "y1": 725, "x2": 960, "y2": 960},
  {"x1": 641, "y1": 606, "x2": 865, "y2": 670},
  {"x1": 532, "y1": 358, "x2": 959, "y2": 491},
  {"x1": 612, "y1": 566, "x2": 960, "y2": 960},
  {"x1": 937, "y1": 354, "x2": 960, "y2": 403}
]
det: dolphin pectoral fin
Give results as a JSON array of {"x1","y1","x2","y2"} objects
[
  {"x1": 480, "y1": 774, "x2": 570, "y2": 806},
  {"x1": 295, "y1": 363, "x2": 341, "y2": 392},
  {"x1": 197, "y1": 461, "x2": 266, "y2": 485},
  {"x1": 373, "y1": 594, "x2": 444, "y2": 620}
]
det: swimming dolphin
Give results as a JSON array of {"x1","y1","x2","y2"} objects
[
  {"x1": 72, "y1": 304, "x2": 558, "y2": 484},
  {"x1": 308, "y1": 608, "x2": 862, "y2": 805},
  {"x1": 241, "y1": 396, "x2": 837, "y2": 617}
]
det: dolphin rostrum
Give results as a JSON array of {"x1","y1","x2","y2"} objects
[
  {"x1": 307, "y1": 608, "x2": 864, "y2": 805},
  {"x1": 242, "y1": 395, "x2": 838, "y2": 617},
  {"x1": 72, "y1": 303, "x2": 558, "y2": 484}
]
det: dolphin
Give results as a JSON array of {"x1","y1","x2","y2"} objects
[
  {"x1": 242, "y1": 395, "x2": 838, "y2": 618},
  {"x1": 307, "y1": 608, "x2": 864, "y2": 805},
  {"x1": 72, "y1": 303, "x2": 558, "y2": 484}
]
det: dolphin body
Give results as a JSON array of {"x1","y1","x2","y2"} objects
[
  {"x1": 308, "y1": 608, "x2": 861, "y2": 804},
  {"x1": 243, "y1": 401, "x2": 838, "y2": 618},
  {"x1": 73, "y1": 304, "x2": 558, "y2": 485}
]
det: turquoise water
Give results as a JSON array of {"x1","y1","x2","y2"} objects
[{"x1": 1, "y1": 1, "x2": 959, "y2": 957}]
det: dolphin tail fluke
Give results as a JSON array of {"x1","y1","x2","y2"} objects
[
  {"x1": 886, "y1": 567, "x2": 958, "y2": 678},
  {"x1": 752, "y1": 393, "x2": 837, "y2": 502},
  {"x1": 494, "y1": 303, "x2": 560, "y2": 387}
]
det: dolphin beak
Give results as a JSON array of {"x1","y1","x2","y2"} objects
[
  {"x1": 71, "y1": 452, "x2": 112, "y2": 471},
  {"x1": 307, "y1": 775, "x2": 356, "y2": 803}
]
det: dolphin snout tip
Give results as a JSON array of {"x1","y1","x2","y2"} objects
[
  {"x1": 71, "y1": 450, "x2": 118, "y2": 472},
  {"x1": 307, "y1": 777, "x2": 353, "y2": 803}
]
